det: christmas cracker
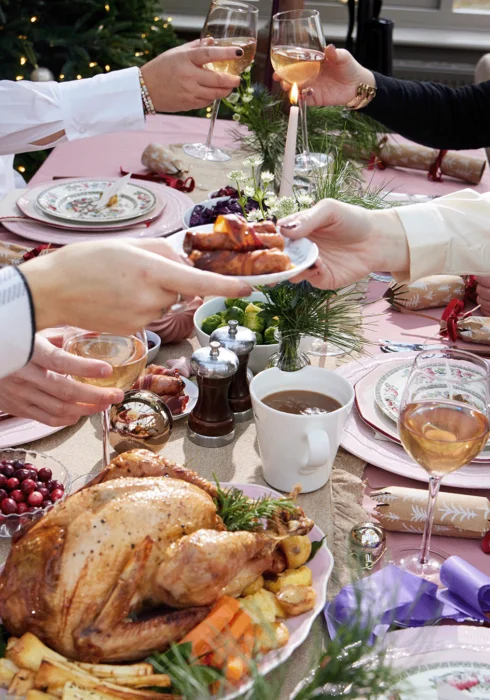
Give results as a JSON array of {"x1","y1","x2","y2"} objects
[{"x1": 385, "y1": 275, "x2": 465, "y2": 311}]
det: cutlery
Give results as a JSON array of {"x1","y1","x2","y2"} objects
[
  {"x1": 94, "y1": 173, "x2": 132, "y2": 210},
  {"x1": 379, "y1": 340, "x2": 490, "y2": 357}
]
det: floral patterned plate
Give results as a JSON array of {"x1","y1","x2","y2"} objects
[
  {"x1": 36, "y1": 179, "x2": 157, "y2": 223},
  {"x1": 381, "y1": 626, "x2": 490, "y2": 699},
  {"x1": 375, "y1": 362, "x2": 487, "y2": 424}
]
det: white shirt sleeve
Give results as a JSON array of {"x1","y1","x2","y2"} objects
[
  {"x1": 393, "y1": 189, "x2": 490, "y2": 283},
  {"x1": 0, "y1": 267, "x2": 34, "y2": 378},
  {"x1": 0, "y1": 67, "x2": 145, "y2": 156}
]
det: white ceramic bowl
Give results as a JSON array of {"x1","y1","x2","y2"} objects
[
  {"x1": 193, "y1": 292, "x2": 278, "y2": 374},
  {"x1": 181, "y1": 196, "x2": 232, "y2": 229},
  {"x1": 145, "y1": 330, "x2": 161, "y2": 364}
]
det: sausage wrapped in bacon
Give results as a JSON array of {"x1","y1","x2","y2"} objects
[
  {"x1": 189, "y1": 249, "x2": 291, "y2": 276},
  {"x1": 184, "y1": 214, "x2": 285, "y2": 253}
]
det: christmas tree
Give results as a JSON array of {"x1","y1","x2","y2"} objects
[{"x1": 0, "y1": 0, "x2": 181, "y2": 178}]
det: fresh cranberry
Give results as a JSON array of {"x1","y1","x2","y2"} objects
[
  {"x1": 6, "y1": 477, "x2": 19, "y2": 492},
  {"x1": 13, "y1": 460, "x2": 24, "y2": 470},
  {"x1": 27, "y1": 491, "x2": 44, "y2": 507},
  {"x1": 21, "y1": 479, "x2": 37, "y2": 496},
  {"x1": 42, "y1": 500, "x2": 51, "y2": 509},
  {"x1": 1, "y1": 498, "x2": 17, "y2": 515},
  {"x1": 38, "y1": 487, "x2": 49, "y2": 500},
  {"x1": 1, "y1": 465, "x2": 14, "y2": 478},
  {"x1": 37, "y1": 467, "x2": 52, "y2": 482},
  {"x1": 11, "y1": 490, "x2": 25, "y2": 503},
  {"x1": 50, "y1": 488, "x2": 64, "y2": 502},
  {"x1": 0, "y1": 475, "x2": 7, "y2": 489},
  {"x1": 48, "y1": 480, "x2": 63, "y2": 493},
  {"x1": 14, "y1": 468, "x2": 31, "y2": 482},
  {"x1": 27, "y1": 506, "x2": 38, "y2": 513},
  {"x1": 17, "y1": 502, "x2": 29, "y2": 515},
  {"x1": 0, "y1": 489, "x2": 7, "y2": 503}
]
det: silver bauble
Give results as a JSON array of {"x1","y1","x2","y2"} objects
[
  {"x1": 349, "y1": 522, "x2": 386, "y2": 571},
  {"x1": 109, "y1": 390, "x2": 173, "y2": 454},
  {"x1": 30, "y1": 67, "x2": 55, "y2": 82}
]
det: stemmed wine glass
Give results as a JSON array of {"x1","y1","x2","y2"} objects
[
  {"x1": 183, "y1": 0, "x2": 258, "y2": 162},
  {"x1": 394, "y1": 348, "x2": 490, "y2": 579},
  {"x1": 63, "y1": 328, "x2": 148, "y2": 467},
  {"x1": 271, "y1": 9, "x2": 328, "y2": 174}
]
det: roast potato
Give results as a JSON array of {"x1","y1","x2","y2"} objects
[
  {"x1": 280, "y1": 536, "x2": 312, "y2": 569},
  {"x1": 276, "y1": 585, "x2": 316, "y2": 617},
  {"x1": 239, "y1": 588, "x2": 284, "y2": 624},
  {"x1": 264, "y1": 565, "x2": 313, "y2": 593},
  {"x1": 254, "y1": 622, "x2": 290, "y2": 652},
  {"x1": 241, "y1": 575, "x2": 264, "y2": 597}
]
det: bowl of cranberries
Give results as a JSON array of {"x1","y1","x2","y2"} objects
[{"x1": 0, "y1": 449, "x2": 70, "y2": 537}]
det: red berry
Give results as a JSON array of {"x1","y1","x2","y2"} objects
[
  {"x1": 21, "y1": 479, "x2": 37, "y2": 496},
  {"x1": 0, "y1": 475, "x2": 7, "y2": 489},
  {"x1": 42, "y1": 500, "x2": 51, "y2": 509},
  {"x1": 38, "y1": 487, "x2": 49, "y2": 500},
  {"x1": 14, "y1": 468, "x2": 31, "y2": 482},
  {"x1": 38, "y1": 467, "x2": 52, "y2": 482},
  {"x1": 27, "y1": 491, "x2": 44, "y2": 507},
  {"x1": 6, "y1": 477, "x2": 19, "y2": 492},
  {"x1": 482, "y1": 531, "x2": 490, "y2": 554},
  {"x1": 1, "y1": 465, "x2": 14, "y2": 478},
  {"x1": 0, "y1": 489, "x2": 7, "y2": 503},
  {"x1": 48, "y1": 480, "x2": 63, "y2": 492},
  {"x1": 50, "y1": 488, "x2": 64, "y2": 502},
  {"x1": 27, "y1": 506, "x2": 38, "y2": 513},
  {"x1": 1, "y1": 498, "x2": 17, "y2": 515},
  {"x1": 13, "y1": 460, "x2": 24, "y2": 470},
  {"x1": 10, "y1": 490, "x2": 25, "y2": 503},
  {"x1": 17, "y1": 502, "x2": 29, "y2": 515}
]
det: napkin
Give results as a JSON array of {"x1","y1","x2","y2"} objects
[
  {"x1": 325, "y1": 556, "x2": 490, "y2": 639},
  {"x1": 369, "y1": 486, "x2": 490, "y2": 539}
]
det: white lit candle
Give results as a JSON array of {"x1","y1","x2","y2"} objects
[{"x1": 279, "y1": 82, "x2": 299, "y2": 198}]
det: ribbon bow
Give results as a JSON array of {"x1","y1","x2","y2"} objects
[
  {"x1": 428, "y1": 149, "x2": 448, "y2": 182},
  {"x1": 119, "y1": 168, "x2": 195, "y2": 193},
  {"x1": 439, "y1": 297, "x2": 481, "y2": 342}
]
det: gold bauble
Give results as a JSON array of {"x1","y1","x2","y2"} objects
[{"x1": 109, "y1": 390, "x2": 173, "y2": 454}]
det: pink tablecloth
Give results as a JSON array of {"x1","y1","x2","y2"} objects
[{"x1": 5, "y1": 114, "x2": 490, "y2": 571}]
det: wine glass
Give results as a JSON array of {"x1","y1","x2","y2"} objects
[
  {"x1": 271, "y1": 8, "x2": 328, "y2": 174},
  {"x1": 63, "y1": 329, "x2": 148, "y2": 467},
  {"x1": 393, "y1": 348, "x2": 490, "y2": 580},
  {"x1": 183, "y1": 0, "x2": 258, "y2": 162}
]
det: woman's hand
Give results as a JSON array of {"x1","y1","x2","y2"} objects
[
  {"x1": 273, "y1": 44, "x2": 376, "y2": 108},
  {"x1": 21, "y1": 238, "x2": 252, "y2": 335},
  {"x1": 0, "y1": 335, "x2": 124, "y2": 427},
  {"x1": 141, "y1": 39, "x2": 242, "y2": 112},
  {"x1": 279, "y1": 199, "x2": 409, "y2": 289}
]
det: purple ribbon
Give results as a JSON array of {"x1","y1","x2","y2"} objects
[{"x1": 325, "y1": 556, "x2": 490, "y2": 638}]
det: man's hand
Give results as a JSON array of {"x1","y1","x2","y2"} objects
[
  {"x1": 141, "y1": 39, "x2": 242, "y2": 112},
  {"x1": 0, "y1": 336, "x2": 124, "y2": 427}
]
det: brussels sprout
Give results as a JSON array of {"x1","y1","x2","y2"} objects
[
  {"x1": 243, "y1": 311, "x2": 266, "y2": 334},
  {"x1": 253, "y1": 301, "x2": 265, "y2": 309},
  {"x1": 225, "y1": 298, "x2": 248, "y2": 311},
  {"x1": 245, "y1": 302, "x2": 263, "y2": 314},
  {"x1": 224, "y1": 306, "x2": 245, "y2": 324},
  {"x1": 264, "y1": 326, "x2": 278, "y2": 344},
  {"x1": 201, "y1": 314, "x2": 222, "y2": 335},
  {"x1": 254, "y1": 331, "x2": 264, "y2": 345},
  {"x1": 269, "y1": 316, "x2": 280, "y2": 327}
]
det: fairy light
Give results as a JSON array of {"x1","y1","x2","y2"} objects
[
  {"x1": 167, "y1": 17, "x2": 173, "y2": 21},
  {"x1": 105, "y1": 64, "x2": 110, "y2": 72},
  {"x1": 206, "y1": 106, "x2": 213, "y2": 119},
  {"x1": 163, "y1": 23, "x2": 168, "y2": 28},
  {"x1": 17, "y1": 166, "x2": 26, "y2": 173},
  {"x1": 134, "y1": 51, "x2": 143, "y2": 57},
  {"x1": 141, "y1": 33, "x2": 146, "y2": 38},
  {"x1": 20, "y1": 57, "x2": 26, "y2": 65},
  {"x1": 30, "y1": 16, "x2": 37, "y2": 22},
  {"x1": 154, "y1": 16, "x2": 159, "y2": 21},
  {"x1": 105, "y1": 4, "x2": 110, "y2": 10},
  {"x1": 59, "y1": 74, "x2": 64, "y2": 80},
  {"x1": 76, "y1": 74, "x2": 82, "y2": 80},
  {"x1": 89, "y1": 62, "x2": 97, "y2": 67},
  {"x1": 15, "y1": 76, "x2": 23, "y2": 81}
]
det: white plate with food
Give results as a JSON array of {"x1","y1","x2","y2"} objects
[
  {"x1": 36, "y1": 179, "x2": 157, "y2": 223},
  {"x1": 0, "y1": 455, "x2": 332, "y2": 700},
  {"x1": 381, "y1": 626, "x2": 490, "y2": 699},
  {"x1": 167, "y1": 216, "x2": 318, "y2": 286},
  {"x1": 339, "y1": 354, "x2": 490, "y2": 487},
  {"x1": 133, "y1": 365, "x2": 198, "y2": 420}
]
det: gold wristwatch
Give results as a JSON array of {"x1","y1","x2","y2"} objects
[{"x1": 345, "y1": 83, "x2": 377, "y2": 110}]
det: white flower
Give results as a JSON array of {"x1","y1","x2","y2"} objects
[
  {"x1": 271, "y1": 197, "x2": 299, "y2": 219},
  {"x1": 244, "y1": 64, "x2": 253, "y2": 73},
  {"x1": 227, "y1": 92, "x2": 239, "y2": 105},
  {"x1": 232, "y1": 113, "x2": 241, "y2": 122},
  {"x1": 246, "y1": 86, "x2": 254, "y2": 94},
  {"x1": 264, "y1": 195, "x2": 278, "y2": 208},
  {"x1": 242, "y1": 95, "x2": 253, "y2": 103},
  {"x1": 260, "y1": 171, "x2": 275, "y2": 184},
  {"x1": 228, "y1": 169, "x2": 246, "y2": 183},
  {"x1": 297, "y1": 193, "x2": 314, "y2": 208},
  {"x1": 243, "y1": 155, "x2": 263, "y2": 168},
  {"x1": 247, "y1": 209, "x2": 264, "y2": 222},
  {"x1": 243, "y1": 186, "x2": 255, "y2": 198}
]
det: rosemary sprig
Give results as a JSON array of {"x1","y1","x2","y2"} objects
[
  {"x1": 147, "y1": 642, "x2": 221, "y2": 697},
  {"x1": 213, "y1": 477, "x2": 297, "y2": 532}
]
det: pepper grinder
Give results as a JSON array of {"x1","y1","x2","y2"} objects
[
  {"x1": 187, "y1": 341, "x2": 239, "y2": 448},
  {"x1": 210, "y1": 320, "x2": 256, "y2": 422}
]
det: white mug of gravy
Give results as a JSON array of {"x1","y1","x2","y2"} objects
[{"x1": 250, "y1": 366, "x2": 354, "y2": 493}]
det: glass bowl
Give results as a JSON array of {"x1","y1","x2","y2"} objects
[
  {"x1": 69, "y1": 472, "x2": 94, "y2": 494},
  {"x1": 0, "y1": 448, "x2": 71, "y2": 538}
]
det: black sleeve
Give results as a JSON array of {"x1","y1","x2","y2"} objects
[{"x1": 361, "y1": 72, "x2": 490, "y2": 150}]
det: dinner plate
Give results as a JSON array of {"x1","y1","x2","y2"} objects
[
  {"x1": 166, "y1": 225, "x2": 319, "y2": 286},
  {"x1": 0, "y1": 416, "x2": 64, "y2": 449},
  {"x1": 171, "y1": 376, "x2": 198, "y2": 421},
  {"x1": 36, "y1": 179, "x2": 157, "y2": 223},
  {"x1": 338, "y1": 354, "x2": 490, "y2": 487},
  {"x1": 381, "y1": 626, "x2": 490, "y2": 699}
]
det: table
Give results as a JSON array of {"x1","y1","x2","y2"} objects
[{"x1": 1, "y1": 115, "x2": 490, "y2": 695}]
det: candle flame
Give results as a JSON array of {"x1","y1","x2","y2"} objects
[{"x1": 290, "y1": 83, "x2": 299, "y2": 105}]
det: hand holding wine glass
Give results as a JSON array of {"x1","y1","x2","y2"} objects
[
  {"x1": 63, "y1": 329, "x2": 148, "y2": 467},
  {"x1": 394, "y1": 349, "x2": 490, "y2": 579}
]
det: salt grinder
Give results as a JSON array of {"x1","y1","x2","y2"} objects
[
  {"x1": 210, "y1": 320, "x2": 256, "y2": 422},
  {"x1": 187, "y1": 341, "x2": 239, "y2": 448}
]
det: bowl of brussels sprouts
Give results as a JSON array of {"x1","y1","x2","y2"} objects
[{"x1": 193, "y1": 292, "x2": 280, "y2": 374}]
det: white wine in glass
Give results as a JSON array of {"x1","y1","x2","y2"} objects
[
  {"x1": 64, "y1": 330, "x2": 148, "y2": 466},
  {"x1": 393, "y1": 349, "x2": 490, "y2": 580},
  {"x1": 271, "y1": 9, "x2": 328, "y2": 174},
  {"x1": 183, "y1": 0, "x2": 258, "y2": 163}
]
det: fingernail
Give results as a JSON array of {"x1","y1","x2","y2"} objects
[
  {"x1": 305, "y1": 87, "x2": 313, "y2": 97},
  {"x1": 235, "y1": 48, "x2": 243, "y2": 57},
  {"x1": 99, "y1": 365, "x2": 112, "y2": 377},
  {"x1": 281, "y1": 222, "x2": 299, "y2": 230},
  {"x1": 110, "y1": 391, "x2": 123, "y2": 403},
  {"x1": 238, "y1": 284, "x2": 252, "y2": 295}
]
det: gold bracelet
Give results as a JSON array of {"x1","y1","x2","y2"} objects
[
  {"x1": 138, "y1": 68, "x2": 156, "y2": 116},
  {"x1": 345, "y1": 83, "x2": 377, "y2": 111}
]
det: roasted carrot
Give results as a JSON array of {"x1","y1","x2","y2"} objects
[
  {"x1": 210, "y1": 610, "x2": 253, "y2": 667},
  {"x1": 180, "y1": 596, "x2": 240, "y2": 658},
  {"x1": 239, "y1": 624, "x2": 255, "y2": 659},
  {"x1": 225, "y1": 656, "x2": 247, "y2": 683},
  {"x1": 228, "y1": 610, "x2": 252, "y2": 641}
]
